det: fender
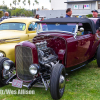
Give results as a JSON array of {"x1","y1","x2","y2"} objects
[
  {"x1": 0, "y1": 43, "x2": 18, "y2": 62},
  {"x1": 90, "y1": 39, "x2": 100, "y2": 58}
]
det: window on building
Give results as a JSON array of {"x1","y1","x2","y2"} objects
[
  {"x1": 83, "y1": 4, "x2": 90, "y2": 9},
  {"x1": 73, "y1": 4, "x2": 90, "y2": 9},
  {"x1": 73, "y1": 5, "x2": 78, "y2": 9},
  {"x1": 79, "y1": 4, "x2": 83, "y2": 9},
  {"x1": 98, "y1": 4, "x2": 100, "y2": 9}
]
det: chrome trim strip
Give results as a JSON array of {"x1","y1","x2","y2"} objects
[{"x1": 0, "y1": 37, "x2": 20, "y2": 43}]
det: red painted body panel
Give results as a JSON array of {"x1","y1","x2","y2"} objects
[
  {"x1": 35, "y1": 32, "x2": 99, "y2": 68},
  {"x1": 66, "y1": 34, "x2": 96, "y2": 67},
  {"x1": 16, "y1": 31, "x2": 100, "y2": 69}
]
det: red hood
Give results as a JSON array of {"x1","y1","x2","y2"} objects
[{"x1": 38, "y1": 32, "x2": 73, "y2": 39}]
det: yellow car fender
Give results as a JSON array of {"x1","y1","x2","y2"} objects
[{"x1": 0, "y1": 43, "x2": 18, "y2": 62}]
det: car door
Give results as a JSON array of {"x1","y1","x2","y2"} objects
[
  {"x1": 76, "y1": 33, "x2": 95, "y2": 63},
  {"x1": 27, "y1": 22, "x2": 37, "y2": 42},
  {"x1": 67, "y1": 32, "x2": 95, "y2": 68}
]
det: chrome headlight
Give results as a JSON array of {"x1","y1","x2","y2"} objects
[
  {"x1": 0, "y1": 52, "x2": 5, "y2": 57},
  {"x1": 3, "y1": 60, "x2": 14, "y2": 70},
  {"x1": 29, "y1": 64, "x2": 40, "y2": 75}
]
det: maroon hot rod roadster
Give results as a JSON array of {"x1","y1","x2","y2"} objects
[{"x1": 0, "y1": 18, "x2": 100, "y2": 99}]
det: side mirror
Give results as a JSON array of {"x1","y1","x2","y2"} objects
[{"x1": 79, "y1": 27, "x2": 84, "y2": 32}]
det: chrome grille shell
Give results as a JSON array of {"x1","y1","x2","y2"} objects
[{"x1": 16, "y1": 46, "x2": 34, "y2": 81}]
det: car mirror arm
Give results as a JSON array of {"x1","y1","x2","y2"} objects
[
  {"x1": 74, "y1": 32, "x2": 77, "y2": 39},
  {"x1": 74, "y1": 24, "x2": 78, "y2": 39}
]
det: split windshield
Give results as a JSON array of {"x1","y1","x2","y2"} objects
[{"x1": 37, "y1": 23, "x2": 77, "y2": 34}]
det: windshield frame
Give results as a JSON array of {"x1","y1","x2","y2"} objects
[{"x1": 37, "y1": 23, "x2": 78, "y2": 35}]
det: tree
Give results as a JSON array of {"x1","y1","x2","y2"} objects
[
  {"x1": 86, "y1": 14, "x2": 93, "y2": 18},
  {"x1": 23, "y1": 0, "x2": 26, "y2": 6},
  {"x1": 18, "y1": 0, "x2": 21, "y2": 5},
  {"x1": 13, "y1": 0, "x2": 17, "y2": 7},
  {"x1": 28, "y1": 0, "x2": 30, "y2": 6},
  {"x1": 35, "y1": 0, "x2": 39, "y2": 5},
  {"x1": 23, "y1": 10, "x2": 33, "y2": 17},
  {"x1": 2, "y1": 0, "x2": 5, "y2": 5},
  {"x1": 0, "y1": 11, "x2": 3, "y2": 18},
  {"x1": 42, "y1": 6, "x2": 44, "y2": 10},
  {"x1": 10, "y1": 3, "x2": 12, "y2": 8},
  {"x1": 11, "y1": 8, "x2": 24, "y2": 16},
  {"x1": 6, "y1": 9, "x2": 11, "y2": 17},
  {"x1": 18, "y1": 0, "x2": 21, "y2": 2},
  {"x1": 0, "y1": 5, "x2": 8, "y2": 10}
]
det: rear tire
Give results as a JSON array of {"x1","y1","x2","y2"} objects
[
  {"x1": 97, "y1": 44, "x2": 100, "y2": 67},
  {"x1": 0, "y1": 57, "x2": 9, "y2": 86},
  {"x1": 50, "y1": 64, "x2": 65, "y2": 99}
]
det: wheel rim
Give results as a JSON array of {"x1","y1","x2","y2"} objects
[{"x1": 59, "y1": 74, "x2": 65, "y2": 95}]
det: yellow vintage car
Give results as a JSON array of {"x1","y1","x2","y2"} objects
[{"x1": 0, "y1": 17, "x2": 39, "y2": 62}]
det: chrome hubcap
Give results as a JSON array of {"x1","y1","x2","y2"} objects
[{"x1": 59, "y1": 75, "x2": 65, "y2": 89}]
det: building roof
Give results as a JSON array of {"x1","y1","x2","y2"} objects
[{"x1": 65, "y1": 0, "x2": 99, "y2": 3}]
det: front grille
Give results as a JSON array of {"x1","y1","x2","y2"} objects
[{"x1": 16, "y1": 46, "x2": 34, "y2": 81}]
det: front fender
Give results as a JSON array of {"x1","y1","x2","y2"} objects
[{"x1": 0, "y1": 43, "x2": 18, "y2": 62}]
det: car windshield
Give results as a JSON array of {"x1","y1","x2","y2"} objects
[
  {"x1": 37, "y1": 23, "x2": 77, "y2": 34},
  {"x1": 0, "y1": 23, "x2": 26, "y2": 31}
]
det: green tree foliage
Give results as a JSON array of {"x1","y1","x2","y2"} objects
[
  {"x1": 23, "y1": 0, "x2": 26, "y2": 5},
  {"x1": 13, "y1": 0, "x2": 17, "y2": 7},
  {"x1": 28, "y1": 0, "x2": 30, "y2": 6},
  {"x1": 23, "y1": 10, "x2": 33, "y2": 17},
  {"x1": 6, "y1": 9, "x2": 11, "y2": 17},
  {"x1": 0, "y1": 5, "x2": 8, "y2": 9},
  {"x1": 11, "y1": 8, "x2": 24, "y2": 16},
  {"x1": 11, "y1": 8, "x2": 33, "y2": 17},
  {"x1": 0, "y1": 11, "x2": 3, "y2": 18},
  {"x1": 86, "y1": 14, "x2": 93, "y2": 18}
]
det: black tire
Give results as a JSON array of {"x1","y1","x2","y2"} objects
[
  {"x1": 0, "y1": 57, "x2": 9, "y2": 86},
  {"x1": 97, "y1": 44, "x2": 100, "y2": 67},
  {"x1": 50, "y1": 64, "x2": 65, "y2": 99}
]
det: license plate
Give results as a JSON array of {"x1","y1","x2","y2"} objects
[{"x1": 12, "y1": 79, "x2": 23, "y2": 88}]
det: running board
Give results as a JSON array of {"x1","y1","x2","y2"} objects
[{"x1": 71, "y1": 64, "x2": 86, "y2": 72}]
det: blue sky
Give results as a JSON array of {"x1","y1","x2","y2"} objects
[{"x1": 0, "y1": 0, "x2": 51, "y2": 10}]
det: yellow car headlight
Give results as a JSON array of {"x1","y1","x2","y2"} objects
[{"x1": 0, "y1": 52, "x2": 5, "y2": 57}]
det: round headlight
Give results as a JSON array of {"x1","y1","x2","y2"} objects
[
  {"x1": 29, "y1": 64, "x2": 39, "y2": 75},
  {"x1": 3, "y1": 61, "x2": 10, "y2": 70},
  {"x1": 0, "y1": 52, "x2": 4, "y2": 57},
  {"x1": 3, "y1": 60, "x2": 14, "y2": 70}
]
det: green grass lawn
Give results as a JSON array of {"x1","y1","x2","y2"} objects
[{"x1": 0, "y1": 60, "x2": 100, "y2": 100}]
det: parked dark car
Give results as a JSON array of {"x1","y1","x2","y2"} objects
[{"x1": 0, "y1": 18, "x2": 100, "y2": 99}]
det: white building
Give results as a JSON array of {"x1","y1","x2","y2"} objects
[
  {"x1": 65, "y1": 0, "x2": 100, "y2": 16},
  {"x1": 51, "y1": 0, "x2": 67, "y2": 10},
  {"x1": 37, "y1": 0, "x2": 100, "y2": 18}
]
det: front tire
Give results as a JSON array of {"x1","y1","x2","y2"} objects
[
  {"x1": 50, "y1": 64, "x2": 65, "y2": 99},
  {"x1": 0, "y1": 57, "x2": 10, "y2": 86}
]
